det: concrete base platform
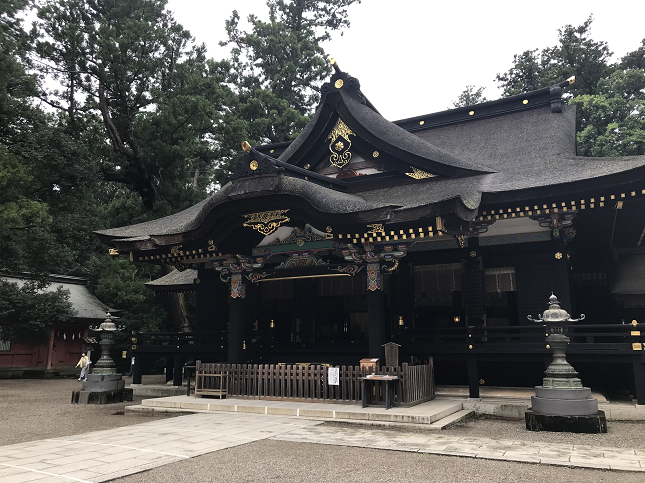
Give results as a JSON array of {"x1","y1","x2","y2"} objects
[
  {"x1": 83, "y1": 373, "x2": 125, "y2": 392},
  {"x1": 71, "y1": 387, "x2": 133, "y2": 404},
  {"x1": 130, "y1": 384, "x2": 189, "y2": 397},
  {"x1": 126, "y1": 395, "x2": 470, "y2": 428},
  {"x1": 525, "y1": 409, "x2": 607, "y2": 433}
]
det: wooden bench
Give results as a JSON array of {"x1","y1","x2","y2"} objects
[{"x1": 194, "y1": 371, "x2": 228, "y2": 398}]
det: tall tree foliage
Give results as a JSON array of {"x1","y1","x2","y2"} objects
[
  {"x1": 34, "y1": 0, "x2": 234, "y2": 211},
  {"x1": 219, "y1": 0, "x2": 360, "y2": 173},
  {"x1": 495, "y1": 17, "x2": 644, "y2": 157},
  {"x1": 495, "y1": 16, "x2": 612, "y2": 98},
  {"x1": 452, "y1": 85, "x2": 487, "y2": 108}
]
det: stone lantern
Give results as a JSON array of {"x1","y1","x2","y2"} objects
[
  {"x1": 92, "y1": 312, "x2": 119, "y2": 375},
  {"x1": 71, "y1": 312, "x2": 133, "y2": 404},
  {"x1": 525, "y1": 294, "x2": 607, "y2": 433}
]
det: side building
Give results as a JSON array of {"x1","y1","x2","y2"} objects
[
  {"x1": 96, "y1": 64, "x2": 645, "y2": 402},
  {"x1": 0, "y1": 274, "x2": 112, "y2": 377}
]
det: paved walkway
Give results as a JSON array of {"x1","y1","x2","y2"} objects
[
  {"x1": 0, "y1": 413, "x2": 321, "y2": 483},
  {"x1": 273, "y1": 424, "x2": 645, "y2": 472},
  {"x1": 0, "y1": 411, "x2": 643, "y2": 482}
]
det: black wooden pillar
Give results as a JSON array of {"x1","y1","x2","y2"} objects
[
  {"x1": 367, "y1": 289, "x2": 385, "y2": 359},
  {"x1": 551, "y1": 237, "x2": 572, "y2": 313},
  {"x1": 467, "y1": 357, "x2": 480, "y2": 399},
  {"x1": 633, "y1": 360, "x2": 645, "y2": 405},
  {"x1": 132, "y1": 355, "x2": 142, "y2": 385},
  {"x1": 463, "y1": 245, "x2": 485, "y2": 327},
  {"x1": 228, "y1": 273, "x2": 246, "y2": 363},
  {"x1": 165, "y1": 357, "x2": 174, "y2": 383},
  {"x1": 195, "y1": 269, "x2": 228, "y2": 333},
  {"x1": 173, "y1": 356, "x2": 184, "y2": 386},
  {"x1": 367, "y1": 262, "x2": 385, "y2": 360}
]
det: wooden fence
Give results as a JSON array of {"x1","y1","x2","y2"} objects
[{"x1": 195, "y1": 359, "x2": 434, "y2": 407}]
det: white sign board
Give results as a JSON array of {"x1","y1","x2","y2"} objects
[{"x1": 328, "y1": 367, "x2": 339, "y2": 386}]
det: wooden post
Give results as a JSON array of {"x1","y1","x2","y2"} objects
[
  {"x1": 195, "y1": 269, "x2": 228, "y2": 342},
  {"x1": 633, "y1": 360, "x2": 645, "y2": 405},
  {"x1": 173, "y1": 356, "x2": 183, "y2": 387},
  {"x1": 132, "y1": 354, "x2": 142, "y2": 385},
  {"x1": 367, "y1": 281, "x2": 385, "y2": 359},
  {"x1": 468, "y1": 357, "x2": 480, "y2": 399},
  {"x1": 46, "y1": 326, "x2": 55, "y2": 370},
  {"x1": 551, "y1": 237, "x2": 572, "y2": 314},
  {"x1": 228, "y1": 273, "x2": 246, "y2": 364}
]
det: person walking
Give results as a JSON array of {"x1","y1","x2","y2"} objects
[{"x1": 76, "y1": 352, "x2": 90, "y2": 381}]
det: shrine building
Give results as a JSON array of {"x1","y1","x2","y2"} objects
[{"x1": 97, "y1": 62, "x2": 645, "y2": 402}]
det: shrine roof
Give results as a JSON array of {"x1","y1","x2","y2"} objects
[
  {"x1": 0, "y1": 274, "x2": 113, "y2": 320},
  {"x1": 95, "y1": 67, "x2": 645, "y2": 249},
  {"x1": 277, "y1": 89, "x2": 492, "y2": 175},
  {"x1": 145, "y1": 269, "x2": 198, "y2": 292}
]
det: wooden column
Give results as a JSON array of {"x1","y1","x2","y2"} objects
[
  {"x1": 633, "y1": 360, "x2": 645, "y2": 405},
  {"x1": 228, "y1": 273, "x2": 246, "y2": 364},
  {"x1": 468, "y1": 357, "x2": 480, "y2": 399},
  {"x1": 132, "y1": 355, "x2": 143, "y2": 385},
  {"x1": 551, "y1": 237, "x2": 572, "y2": 313},
  {"x1": 463, "y1": 248, "x2": 485, "y2": 327},
  {"x1": 367, "y1": 263, "x2": 385, "y2": 360},
  {"x1": 195, "y1": 269, "x2": 227, "y2": 332},
  {"x1": 46, "y1": 326, "x2": 55, "y2": 370},
  {"x1": 173, "y1": 356, "x2": 184, "y2": 387},
  {"x1": 196, "y1": 269, "x2": 229, "y2": 354}
]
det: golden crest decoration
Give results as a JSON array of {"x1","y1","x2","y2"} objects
[
  {"x1": 405, "y1": 166, "x2": 436, "y2": 180},
  {"x1": 326, "y1": 118, "x2": 355, "y2": 168},
  {"x1": 366, "y1": 224, "x2": 384, "y2": 236},
  {"x1": 243, "y1": 210, "x2": 291, "y2": 236}
]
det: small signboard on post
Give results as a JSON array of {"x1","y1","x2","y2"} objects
[{"x1": 328, "y1": 367, "x2": 339, "y2": 385}]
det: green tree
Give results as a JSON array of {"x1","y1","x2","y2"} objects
[
  {"x1": 496, "y1": 16, "x2": 612, "y2": 97},
  {"x1": 218, "y1": 0, "x2": 360, "y2": 182},
  {"x1": 496, "y1": 18, "x2": 644, "y2": 158},
  {"x1": 33, "y1": 0, "x2": 234, "y2": 211},
  {"x1": 452, "y1": 85, "x2": 487, "y2": 108},
  {"x1": 0, "y1": 279, "x2": 74, "y2": 343},
  {"x1": 572, "y1": 63, "x2": 645, "y2": 157}
]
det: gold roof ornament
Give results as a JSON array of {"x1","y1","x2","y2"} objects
[
  {"x1": 405, "y1": 166, "x2": 436, "y2": 179},
  {"x1": 326, "y1": 118, "x2": 355, "y2": 168},
  {"x1": 241, "y1": 141, "x2": 251, "y2": 153},
  {"x1": 243, "y1": 209, "x2": 291, "y2": 236},
  {"x1": 567, "y1": 76, "x2": 576, "y2": 85}
]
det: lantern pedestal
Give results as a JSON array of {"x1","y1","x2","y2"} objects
[
  {"x1": 71, "y1": 313, "x2": 132, "y2": 405},
  {"x1": 71, "y1": 374, "x2": 133, "y2": 404},
  {"x1": 525, "y1": 409, "x2": 607, "y2": 433},
  {"x1": 525, "y1": 295, "x2": 607, "y2": 433}
]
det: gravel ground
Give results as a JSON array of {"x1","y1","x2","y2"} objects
[
  {"x1": 444, "y1": 415, "x2": 645, "y2": 449},
  {"x1": 110, "y1": 439, "x2": 644, "y2": 483},
  {"x1": 0, "y1": 377, "x2": 175, "y2": 446}
]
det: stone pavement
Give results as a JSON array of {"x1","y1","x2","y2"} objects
[
  {"x1": 272, "y1": 424, "x2": 645, "y2": 472},
  {"x1": 0, "y1": 413, "x2": 321, "y2": 483},
  {"x1": 0, "y1": 411, "x2": 643, "y2": 482}
]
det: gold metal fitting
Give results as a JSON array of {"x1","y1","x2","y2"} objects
[
  {"x1": 567, "y1": 76, "x2": 576, "y2": 85},
  {"x1": 330, "y1": 57, "x2": 336, "y2": 66},
  {"x1": 241, "y1": 141, "x2": 251, "y2": 153}
]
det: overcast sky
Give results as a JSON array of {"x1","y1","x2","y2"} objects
[{"x1": 167, "y1": 0, "x2": 643, "y2": 121}]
